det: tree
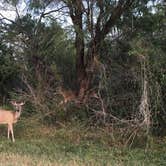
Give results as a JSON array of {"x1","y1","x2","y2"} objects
[{"x1": 60, "y1": 0, "x2": 137, "y2": 98}]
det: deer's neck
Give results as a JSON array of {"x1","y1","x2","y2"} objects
[{"x1": 14, "y1": 111, "x2": 21, "y2": 121}]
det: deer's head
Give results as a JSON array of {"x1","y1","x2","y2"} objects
[{"x1": 11, "y1": 101, "x2": 25, "y2": 113}]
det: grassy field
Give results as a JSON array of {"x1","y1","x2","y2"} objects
[{"x1": 0, "y1": 120, "x2": 165, "y2": 166}]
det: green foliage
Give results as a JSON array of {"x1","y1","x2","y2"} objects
[
  {"x1": 0, "y1": 43, "x2": 19, "y2": 102},
  {"x1": 103, "y1": 1, "x2": 166, "y2": 134}
]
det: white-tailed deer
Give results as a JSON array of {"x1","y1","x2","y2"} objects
[
  {"x1": 58, "y1": 87, "x2": 76, "y2": 105},
  {"x1": 58, "y1": 86, "x2": 100, "y2": 105},
  {"x1": 0, "y1": 101, "x2": 25, "y2": 142}
]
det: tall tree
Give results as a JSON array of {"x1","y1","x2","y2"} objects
[{"x1": 59, "y1": 0, "x2": 138, "y2": 98}]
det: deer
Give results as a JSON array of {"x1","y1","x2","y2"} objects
[
  {"x1": 58, "y1": 86, "x2": 99, "y2": 105},
  {"x1": 58, "y1": 87, "x2": 77, "y2": 105},
  {"x1": 0, "y1": 101, "x2": 25, "y2": 142}
]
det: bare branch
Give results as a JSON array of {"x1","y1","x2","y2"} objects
[
  {"x1": 0, "y1": 13, "x2": 15, "y2": 24},
  {"x1": 42, "y1": 6, "x2": 67, "y2": 16}
]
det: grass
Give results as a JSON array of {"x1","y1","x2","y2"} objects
[{"x1": 0, "y1": 120, "x2": 166, "y2": 166}]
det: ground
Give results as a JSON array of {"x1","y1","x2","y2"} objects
[{"x1": 0, "y1": 120, "x2": 165, "y2": 166}]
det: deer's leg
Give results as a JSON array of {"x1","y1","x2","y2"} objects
[
  {"x1": 7, "y1": 124, "x2": 10, "y2": 139},
  {"x1": 9, "y1": 124, "x2": 15, "y2": 142}
]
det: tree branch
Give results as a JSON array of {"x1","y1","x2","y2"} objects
[
  {"x1": 94, "y1": 0, "x2": 135, "y2": 50},
  {"x1": 0, "y1": 13, "x2": 15, "y2": 24},
  {"x1": 42, "y1": 6, "x2": 67, "y2": 16}
]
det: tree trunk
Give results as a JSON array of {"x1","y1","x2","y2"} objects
[
  {"x1": 75, "y1": 30, "x2": 86, "y2": 95},
  {"x1": 77, "y1": 40, "x2": 98, "y2": 99}
]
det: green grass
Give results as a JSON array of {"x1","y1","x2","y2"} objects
[{"x1": 0, "y1": 120, "x2": 165, "y2": 166}]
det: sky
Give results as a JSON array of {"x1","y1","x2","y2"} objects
[
  {"x1": 0, "y1": 1, "x2": 73, "y2": 26},
  {"x1": 0, "y1": 9, "x2": 16, "y2": 21},
  {"x1": 0, "y1": 1, "x2": 161, "y2": 24},
  {"x1": 0, "y1": 1, "x2": 26, "y2": 22}
]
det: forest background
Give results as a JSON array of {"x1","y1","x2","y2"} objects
[{"x1": 0, "y1": 0, "x2": 165, "y2": 165}]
